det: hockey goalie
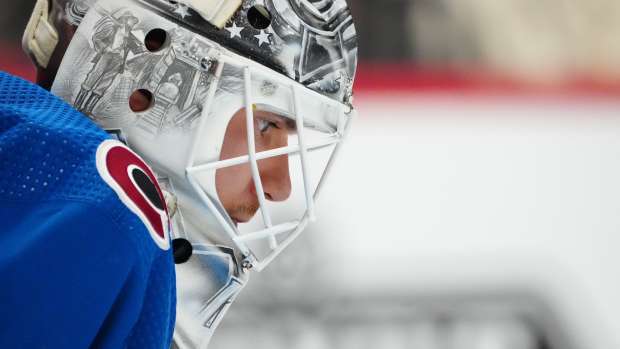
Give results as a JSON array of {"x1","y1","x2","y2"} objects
[{"x1": 0, "y1": 0, "x2": 358, "y2": 347}]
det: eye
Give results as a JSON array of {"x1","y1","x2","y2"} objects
[{"x1": 257, "y1": 118, "x2": 279, "y2": 133}]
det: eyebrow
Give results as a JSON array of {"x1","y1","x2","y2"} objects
[{"x1": 282, "y1": 117, "x2": 297, "y2": 131}]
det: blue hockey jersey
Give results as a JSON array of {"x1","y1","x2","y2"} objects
[{"x1": 0, "y1": 72, "x2": 176, "y2": 348}]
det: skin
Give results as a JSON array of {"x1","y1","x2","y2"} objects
[
  {"x1": 39, "y1": 2, "x2": 294, "y2": 224},
  {"x1": 216, "y1": 108, "x2": 294, "y2": 224}
]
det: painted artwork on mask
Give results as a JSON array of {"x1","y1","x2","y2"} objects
[{"x1": 55, "y1": 3, "x2": 221, "y2": 137}]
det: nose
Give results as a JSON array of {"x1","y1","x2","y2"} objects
[{"x1": 259, "y1": 154, "x2": 292, "y2": 202}]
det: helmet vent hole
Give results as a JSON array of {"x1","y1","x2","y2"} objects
[
  {"x1": 129, "y1": 89, "x2": 154, "y2": 112},
  {"x1": 247, "y1": 5, "x2": 272, "y2": 30},
  {"x1": 145, "y1": 28, "x2": 168, "y2": 52}
]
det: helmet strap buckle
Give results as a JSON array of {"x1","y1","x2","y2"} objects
[{"x1": 22, "y1": 0, "x2": 59, "y2": 69}]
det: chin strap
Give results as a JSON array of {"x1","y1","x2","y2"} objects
[
  {"x1": 22, "y1": 0, "x2": 59, "y2": 69},
  {"x1": 163, "y1": 189, "x2": 179, "y2": 218},
  {"x1": 182, "y1": 0, "x2": 242, "y2": 28}
]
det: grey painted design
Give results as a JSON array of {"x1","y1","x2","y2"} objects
[{"x1": 62, "y1": 0, "x2": 358, "y2": 105}]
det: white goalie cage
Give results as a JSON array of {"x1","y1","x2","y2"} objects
[{"x1": 185, "y1": 54, "x2": 354, "y2": 271}]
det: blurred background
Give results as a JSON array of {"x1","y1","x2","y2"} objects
[{"x1": 3, "y1": 1, "x2": 620, "y2": 348}]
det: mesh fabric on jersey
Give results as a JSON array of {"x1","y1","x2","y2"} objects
[{"x1": 0, "y1": 72, "x2": 176, "y2": 349}]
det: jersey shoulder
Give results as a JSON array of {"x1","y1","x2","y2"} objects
[
  {"x1": 0, "y1": 71, "x2": 110, "y2": 202},
  {"x1": 0, "y1": 72, "x2": 175, "y2": 347},
  {"x1": 0, "y1": 72, "x2": 170, "y2": 250}
]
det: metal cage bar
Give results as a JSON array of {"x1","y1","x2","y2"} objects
[
  {"x1": 243, "y1": 67, "x2": 277, "y2": 249},
  {"x1": 292, "y1": 86, "x2": 316, "y2": 221}
]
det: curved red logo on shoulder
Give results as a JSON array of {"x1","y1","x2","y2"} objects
[{"x1": 96, "y1": 140, "x2": 170, "y2": 250}]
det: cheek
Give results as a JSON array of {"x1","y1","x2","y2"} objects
[
  {"x1": 220, "y1": 109, "x2": 250, "y2": 160},
  {"x1": 221, "y1": 132, "x2": 248, "y2": 159},
  {"x1": 217, "y1": 110, "x2": 253, "y2": 207},
  {"x1": 216, "y1": 164, "x2": 255, "y2": 206}
]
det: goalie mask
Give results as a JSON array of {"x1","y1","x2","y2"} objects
[{"x1": 43, "y1": 0, "x2": 357, "y2": 346}]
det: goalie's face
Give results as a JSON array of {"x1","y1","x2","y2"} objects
[
  {"x1": 178, "y1": 59, "x2": 351, "y2": 271},
  {"x1": 216, "y1": 109, "x2": 294, "y2": 225}
]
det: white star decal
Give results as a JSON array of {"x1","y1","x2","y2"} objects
[
  {"x1": 173, "y1": 3, "x2": 191, "y2": 19},
  {"x1": 254, "y1": 30, "x2": 271, "y2": 47},
  {"x1": 225, "y1": 22, "x2": 244, "y2": 39}
]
